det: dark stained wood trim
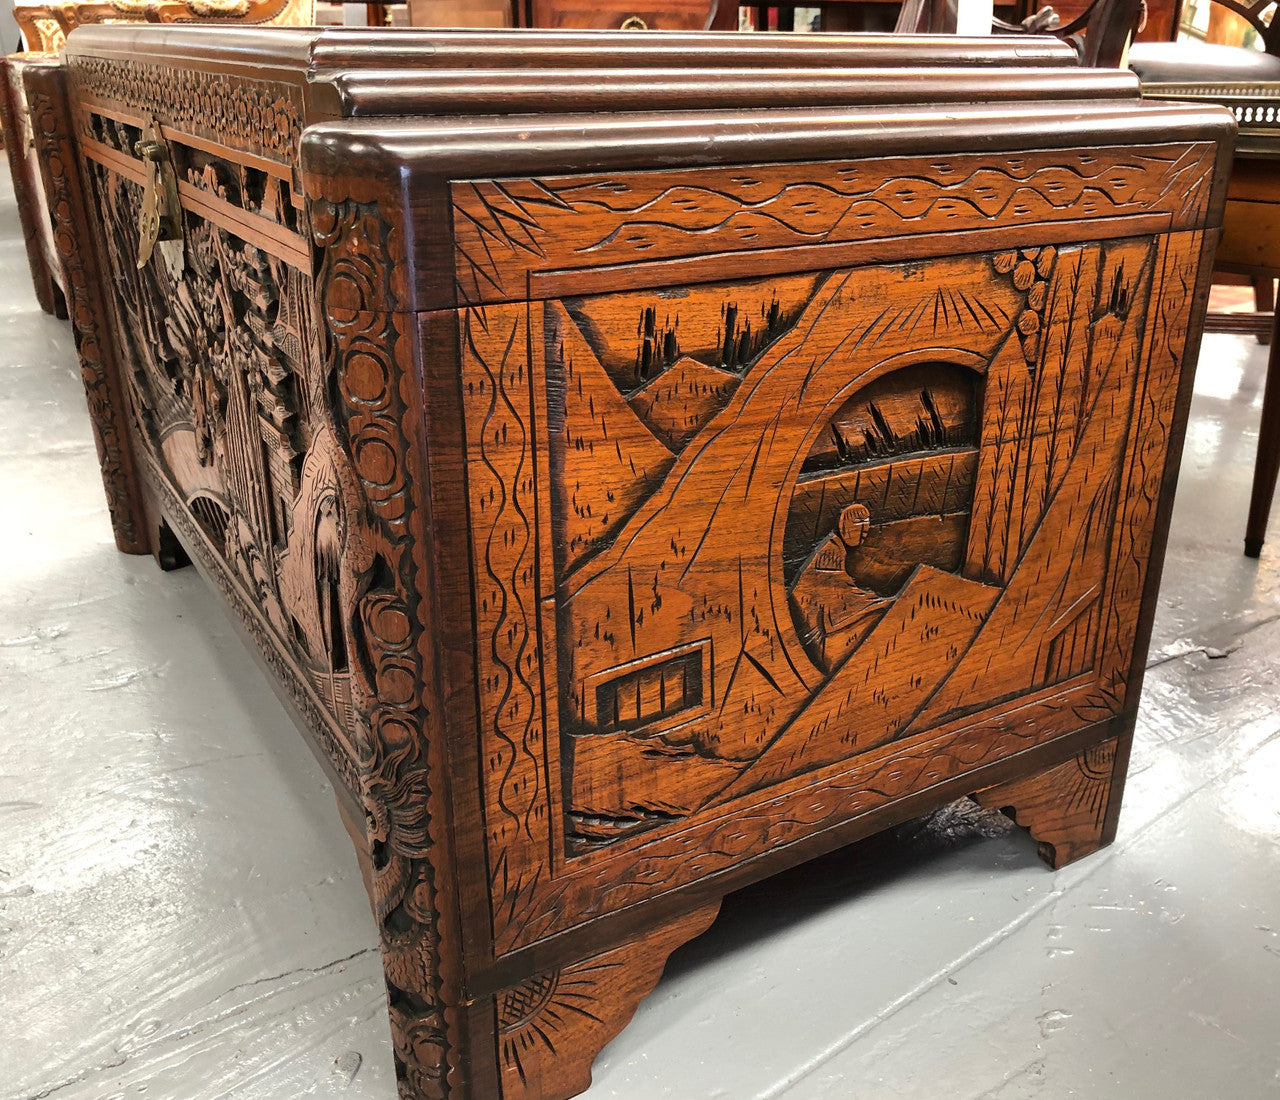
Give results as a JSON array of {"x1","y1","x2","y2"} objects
[
  {"x1": 76, "y1": 97, "x2": 300, "y2": 181},
  {"x1": 62, "y1": 25, "x2": 1084, "y2": 74},
  {"x1": 79, "y1": 135, "x2": 310, "y2": 269},
  {"x1": 323, "y1": 66, "x2": 1143, "y2": 118}
]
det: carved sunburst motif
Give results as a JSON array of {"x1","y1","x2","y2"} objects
[
  {"x1": 1067, "y1": 741, "x2": 1118, "y2": 825},
  {"x1": 499, "y1": 963, "x2": 615, "y2": 1086}
]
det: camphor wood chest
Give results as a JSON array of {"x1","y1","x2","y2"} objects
[{"x1": 39, "y1": 26, "x2": 1233, "y2": 1100}]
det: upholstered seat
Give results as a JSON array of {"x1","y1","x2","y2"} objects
[{"x1": 1128, "y1": 40, "x2": 1280, "y2": 83}]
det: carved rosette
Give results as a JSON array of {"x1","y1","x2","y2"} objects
[
  {"x1": 23, "y1": 67, "x2": 148, "y2": 554},
  {"x1": 309, "y1": 193, "x2": 459, "y2": 1099},
  {"x1": 66, "y1": 56, "x2": 303, "y2": 166},
  {"x1": 493, "y1": 903, "x2": 721, "y2": 1100}
]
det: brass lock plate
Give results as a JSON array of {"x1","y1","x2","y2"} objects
[{"x1": 134, "y1": 117, "x2": 183, "y2": 272}]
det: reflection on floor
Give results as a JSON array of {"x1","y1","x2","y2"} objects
[{"x1": 1, "y1": 170, "x2": 1277, "y2": 1098}]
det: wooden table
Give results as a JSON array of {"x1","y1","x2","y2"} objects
[{"x1": 30, "y1": 27, "x2": 1231, "y2": 1099}]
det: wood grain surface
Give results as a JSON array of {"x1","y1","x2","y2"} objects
[
  {"x1": 49, "y1": 29, "x2": 1234, "y2": 1100},
  {"x1": 974, "y1": 736, "x2": 1126, "y2": 867}
]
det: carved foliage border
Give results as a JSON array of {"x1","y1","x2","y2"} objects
[
  {"x1": 25, "y1": 70, "x2": 147, "y2": 553},
  {"x1": 308, "y1": 186, "x2": 460, "y2": 1099},
  {"x1": 66, "y1": 54, "x2": 303, "y2": 165}
]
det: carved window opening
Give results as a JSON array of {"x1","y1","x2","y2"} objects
[
  {"x1": 785, "y1": 362, "x2": 981, "y2": 675},
  {"x1": 799, "y1": 362, "x2": 979, "y2": 479},
  {"x1": 242, "y1": 165, "x2": 268, "y2": 214},
  {"x1": 189, "y1": 493, "x2": 230, "y2": 548},
  {"x1": 788, "y1": 363, "x2": 980, "y2": 584},
  {"x1": 595, "y1": 648, "x2": 704, "y2": 733},
  {"x1": 577, "y1": 639, "x2": 713, "y2": 738},
  {"x1": 326, "y1": 575, "x2": 348, "y2": 673}
]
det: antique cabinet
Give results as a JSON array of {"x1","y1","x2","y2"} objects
[
  {"x1": 520, "y1": 0, "x2": 733, "y2": 30},
  {"x1": 40, "y1": 25, "x2": 1232, "y2": 1100}
]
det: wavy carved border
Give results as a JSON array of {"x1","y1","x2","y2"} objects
[{"x1": 451, "y1": 143, "x2": 1219, "y2": 305}]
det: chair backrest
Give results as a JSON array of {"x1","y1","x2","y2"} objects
[
  {"x1": 1190, "y1": 0, "x2": 1280, "y2": 54},
  {"x1": 14, "y1": 0, "x2": 314, "y2": 54},
  {"x1": 1059, "y1": 0, "x2": 1147, "y2": 65},
  {"x1": 896, "y1": 0, "x2": 1145, "y2": 67}
]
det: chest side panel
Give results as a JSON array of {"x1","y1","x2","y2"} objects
[
  {"x1": 450, "y1": 150, "x2": 1212, "y2": 954},
  {"x1": 66, "y1": 66, "x2": 463, "y2": 1090}
]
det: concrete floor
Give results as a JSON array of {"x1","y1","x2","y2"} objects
[{"x1": 1, "y1": 174, "x2": 1278, "y2": 1100}]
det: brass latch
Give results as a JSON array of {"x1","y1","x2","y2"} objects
[{"x1": 134, "y1": 118, "x2": 183, "y2": 271}]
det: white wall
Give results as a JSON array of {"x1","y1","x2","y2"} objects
[{"x1": 2, "y1": 1, "x2": 21, "y2": 53}]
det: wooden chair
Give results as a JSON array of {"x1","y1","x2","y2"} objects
[
  {"x1": 895, "y1": 0, "x2": 1144, "y2": 66},
  {"x1": 14, "y1": 0, "x2": 314, "y2": 53},
  {"x1": 1126, "y1": 0, "x2": 1280, "y2": 555},
  {"x1": 895, "y1": 0, "x2": 1277, "y2": 555}
]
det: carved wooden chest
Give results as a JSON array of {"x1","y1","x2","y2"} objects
[{"x1": 41, "y1": 26, "x2": 1233, "y2": 1100}]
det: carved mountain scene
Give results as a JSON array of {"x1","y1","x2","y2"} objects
[
  {"x1": 627, "y1": 356, "x2": 740, "y2": 451},
  {"x1": 556, "y1": 252, "x2": 1024, "y2": 842},
  {"x1": 545, "y1": 300, "x2": 676, "y2": 578},
  {"x1": 563, "y1": 273, "x2": 825, "y2": 444},
  {"x1": 555, "y1": 238, "x2": 1161, "y2": 848}
]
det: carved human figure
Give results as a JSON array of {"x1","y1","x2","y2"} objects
[
  {"x1": 838, "y1": 501, "x2": 871, "y2": 550},
  {"x1": 790, "y1": 502, "x2": 891, "y2": 672}
]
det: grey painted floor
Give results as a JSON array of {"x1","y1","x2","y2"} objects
[{"x1": 1, "y1": 173, "x2": 1278, "y2": 1100}]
